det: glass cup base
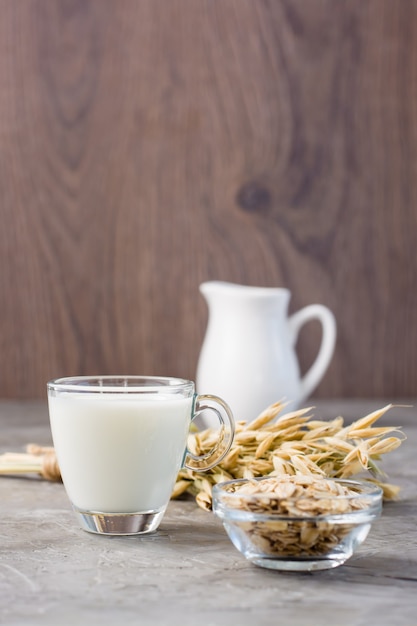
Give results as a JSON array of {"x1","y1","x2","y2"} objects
[{"x1": 73, "y1": 507, "x2": 166, "y2": 535}]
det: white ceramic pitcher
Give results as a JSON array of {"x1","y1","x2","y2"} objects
[{"x1": 196, "y1": 281, "x2": 336, "y2": 424}]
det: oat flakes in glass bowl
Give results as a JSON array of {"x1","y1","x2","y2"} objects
[{"x1": 212, "y1": 475, "x2": 383, "y2": 572}]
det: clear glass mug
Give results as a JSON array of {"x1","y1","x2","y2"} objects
[{"x1": 47, "y1": 376, "x2": 235, "y2": 535}]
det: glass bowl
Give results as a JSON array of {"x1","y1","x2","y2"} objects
[{"x1": 212, "y1": 475, "x2": 383, "y2": 572}]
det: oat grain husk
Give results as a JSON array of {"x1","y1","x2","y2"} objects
[{"x1": 174, "y1": 402, "x2": 405, "y2": 510}]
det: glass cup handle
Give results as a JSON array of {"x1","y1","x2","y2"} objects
[{"x1": 183, "y1": 394, "x2": 235, "y2": 472}]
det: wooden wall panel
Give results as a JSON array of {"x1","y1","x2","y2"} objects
[{"x1": 0, "y1": 0, "x2": 416, "y2": 399}]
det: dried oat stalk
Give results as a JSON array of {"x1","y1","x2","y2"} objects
[
  {"x1": 173, "y1": 402, "x2": 404, "y2": 510},
  {"x1": 0, "y1": 444, "x2": 60, "y2": 481}
]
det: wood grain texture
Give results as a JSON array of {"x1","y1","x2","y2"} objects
[{"x1": 0, "y1": 0, "x2": 416, "y2": 399}]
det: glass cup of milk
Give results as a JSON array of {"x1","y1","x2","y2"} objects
[{"x1": 47, "y1": 375, "x2": 235, "y2": 535}]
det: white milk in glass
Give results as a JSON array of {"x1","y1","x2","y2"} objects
[{"x1": 48, "y1": 393, "x2": 192, "y2": 513}]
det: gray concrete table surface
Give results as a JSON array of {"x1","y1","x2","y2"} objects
[{"x1": 1, "y1": 399, "x2": 416, "y2": 626}]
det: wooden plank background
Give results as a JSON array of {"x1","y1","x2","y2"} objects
[{"x1": 0, "y1": 0, "x2": 416, "y2": 400}]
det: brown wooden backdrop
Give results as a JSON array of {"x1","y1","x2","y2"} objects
[{"x1": 0, "y1": 0, "x2": 416, "y2": 400}]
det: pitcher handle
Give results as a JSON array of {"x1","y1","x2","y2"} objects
[
  {"x1": 183, "y1": 394, "x2": 235, "y2": 472},
  {"x1": 288, "y1": 305, "x2": 336, "y2": 404}
]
